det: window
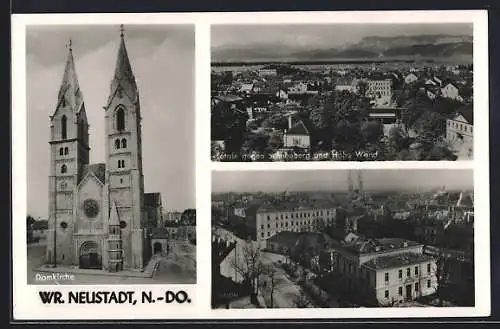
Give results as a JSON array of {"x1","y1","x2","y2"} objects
[
  {"x1": 427, "y1": 263, "x2": 431, "y2": 273},
  {"x1": 59, "y1": 148, "x2": 64, "y2": 156},
  {"x1": 398, "y1": 269, "x2": 402, "y2": 279},
  {"x1": 118, "y1": 160, "x2": 121, "y2": 168},
  {"x1": 115, "y1": 139, "x2": 121, "y2": 149},
  {"x1": 398, "y1": 287, "x2": 403, "y2": 296},
  {"x1": 261, "y1": 233, "x2": 264, "y2": 238},
  {"x1": 407, "y1": 268, "x2": 411, "y2": 277},
  {"x1": 116, "y1": 108, "x2": 125, "y2": 130},
  {"x1": 61, "y1": 115, "x2": 67, "y2": 139},
  {"x1": 385, "y1": 290, "x2": 389, "y2": 299},
  {"x1": 260, "y1": 225, "x2": 264, "y2": 229},
  {"x1": 120, "y1": 178, "x2": 123, "y2": 184},
  {"x1": 267, "y1": 216, "x2": 270, "y2": 220},
  {"x1": 64, "y1": 147, "x2": 69, "y2": 155},
  {"x1": 415, "y1": 282, "x2": 419, "y2": 292},
  {"x1": 121, "y1": 138, "x2": 127, "y2": 148},
  {"x1": 119, "y1": 221, "x2": 127, "y2": 229},
  {"x1": 61, "y1": 164, "x2": 67, "y2": 174},
  {"x1": 427, "y1": 280, "x2": 431, "y2": 288},
  {"x1": 384, "y1": 272, "x2": 389, "y2": 282},
  {"x1": 267, "y1": 224, "x2": 270, "y2": 228},
  {"x1": 267, "y1": 232, "x2": 270, "y2": 237}
]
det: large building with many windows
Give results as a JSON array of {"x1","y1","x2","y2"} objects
[
  {"x1": 330, "y1": 238, "x2": 438, "y2": 306},
  {"x1": 46, "y1": 27, "x2": 161, "y2": 272},
  {"x1": 255, "y1": 205, "x2": 338, "y2": 247}
]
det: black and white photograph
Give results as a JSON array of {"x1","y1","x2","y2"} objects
[
  {"x1": 212, "y1": 169, "x2": 474, "y2": 308},
  {"x1": 26, "y1": 24, "x2": 196, "y2": 284},
  {"x1": 211, "y1": 24, "x2": 474, "y2": 162}
]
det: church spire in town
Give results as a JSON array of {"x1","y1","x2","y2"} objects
[
  {"x1": 108, "y1": 24, "x2": 138, "y2": 105},
  {"x1": 57, "y1": 38, "x2": 84, "y2": 113}
]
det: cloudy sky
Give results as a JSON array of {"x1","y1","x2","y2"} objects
[
  {"x1": 212, "y1": 169, "x2": 473, "y2": 193},
  {"x1": 211, "y1": 23, "x2": 473, "y2": 49},
  {"x1": 26, "y1": 24, "x2": 195, "y2": 218}
]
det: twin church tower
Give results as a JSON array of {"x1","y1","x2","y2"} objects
[{"x1": 47, "y1": 26, "x2": 159, "y2": 272}]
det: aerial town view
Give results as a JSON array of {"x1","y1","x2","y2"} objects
[
  {"x1": 211, "y1": 24, "x2": 473, "y2": 162},
  {"x1": 211, "y1": 169, "x2": 474, "y2": 308}
]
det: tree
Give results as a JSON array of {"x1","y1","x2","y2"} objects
[
  {"x1": 27, "y1": 215, "x2": 35, "y2": 243},
  {"x1": 435, "y1": 251, "x2": 451, "y2": 307},
  {"x1": 181, "y1": 209, "x2": 196, "y2": 226},
  {"x1": 231, "y1": 241, "x2": 265, "y2": 301},
  {"x1": 360, "y1": 120, "x2": 384, "y2": 145},
  {"x1": 211, "y1": 101, "x2": 248, "y2": 156},
  {"x1": 357, "y1": 80, "x2": 369, "y2": 97},
  {"x1": 262, "y1": 265, "x2": 278, "y2": 308},
  {"x1": 293, "y1": 290, "x2": 312, "y2": 308}
]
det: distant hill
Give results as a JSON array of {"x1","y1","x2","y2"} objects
[{"x1": 212, "y1": 34, "x2": 473, "y2": 64}]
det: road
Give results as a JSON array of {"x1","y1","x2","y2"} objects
[
  {"x1": 28, "y1": 241, "x2": 196, "y2": 285},
  {"x1": 260, "y1": 252, "x2": 313, "y2": 308}
]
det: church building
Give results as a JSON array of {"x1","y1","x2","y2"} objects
[{"x1": 46, "y1": 26, "x2": 162, "y2": 272}]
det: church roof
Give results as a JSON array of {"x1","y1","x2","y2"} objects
[
  {"x1": 82, "y1": 163, "x2": 106, "y2": 185},
  {"x1": 287, "y1": 120, "x2": 310, "y2": 136},
  {"x1": 107, "y1": 26, "x2": 138, "y2": 106},
  {"x1": 55, "y1": 42, "x2": 84, "y2": 115},
  {"x1": 145, "y1": 193, "x2": 162, "y2": 206},
  {"x1": 109, "y1": 200, "x2": 120, "y2": 226}
]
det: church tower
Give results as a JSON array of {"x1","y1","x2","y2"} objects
[
  {"x1": 104, "y1": 25, "x2": 146, "y2": 270},
  {"x1": 107, "y1": 201, "x2": 124, "y2": 272},
  {"x1": 47, "y1": 40, "x2": 90, "y2": 265}
]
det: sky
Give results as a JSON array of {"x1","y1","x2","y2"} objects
[
  {"x1": 212, "y1": 169, "x2": 473, "y2": 194},
  {"x1": 211, "y1": 23, "x2": 473, "y2": 49},
  {"x1": 26, "y1": 24, "x2": 195, "y2": 218}
]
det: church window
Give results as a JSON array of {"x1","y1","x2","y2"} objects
[
  {"x1": 120, "y1": 178, "x2": 123, "y2": 184},
  {"x1": 64, "y1": 147, "x2": 69, "y2": 155},
  {"x1": 118, "y1": 160, "x2": 121, "y2": 168},
  {"x1": 121, "y1": 160, "x2": 125, "y2": 168},
  {"x1": 61, "y1": 115, "x2": 67, "y2": 139},
  {"x1": 119, "y1": 221, "x2": 127, "y2": 229},
  {"x1": 60, "y1": 221, "x2": 68, "y2": 229},
  {"x1": 115, "y1": 139, "x2": 121, "y2": 149},
  {"x1": 117, "y1": 108, "x2": 125, "y2": 131},
  {"x1": 59, "y1": 148, "x2": 64, "y2": 156},
  {"x1": 61, "y1": 164, "x2": 67, "y2": 173},
  {"x1": 121, "y1": 138, "x2": 127, "y2": 148}
]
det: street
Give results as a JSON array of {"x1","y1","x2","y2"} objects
[{"x1": 27, "y1": 241, "x2": 196, "y2": 285}]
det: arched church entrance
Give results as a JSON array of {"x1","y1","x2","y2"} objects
[
  {"x1": 153, "y1": 242, "x2": 162, "y2": 254},
  {"x1": 79, "y1": 241, "x2": 102, "y2": 269}
]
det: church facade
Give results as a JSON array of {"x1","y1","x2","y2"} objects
[{"x1": 46, "y1": 27, "x2": 161, "y2": 272}]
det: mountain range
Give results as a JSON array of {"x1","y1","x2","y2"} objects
[{"x1": 212, "y1": 34, "x2": 473, "y2": 64}]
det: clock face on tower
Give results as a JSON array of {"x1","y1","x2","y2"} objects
[{"x1": 82, "y1": 199, "x2": 100, "y2": 219}]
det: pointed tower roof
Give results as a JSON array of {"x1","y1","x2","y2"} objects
[
  {"x1": 107, "y1": 25, "x2": 138, "y2": 106},
  {"x1": 109, "y1": 200, "x2": 120, "y2": 226},
  {"x1": 56, "y1": 39, "x2": 84, "y2": 114}
]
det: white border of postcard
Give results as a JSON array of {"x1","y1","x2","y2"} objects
[{"x1": 12, "y1": 10, "x2": 490, "y2": 320}]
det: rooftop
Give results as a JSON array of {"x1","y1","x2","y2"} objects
[
  {"x1": 286, "y1": 120, "x2": 310, "y2": 136},
  {"x1": 363, "y1": 252, "x2": 435, "y2": 270},
  {"x1": 81, "y1": 163, "x2": 106, "y2": 185},
  {"x1": 341, "y1": 238, "x2": 422, "y2": 255}
]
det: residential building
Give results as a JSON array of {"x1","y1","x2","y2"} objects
[
  {"x1": 331, "y1": 238, "x2": 437, "y2": 305},
  {"x1": 283, "y1": 119, "x2": 311, "y2": 150},
  {"x1": 446, "y1": 106, "x2": 473, "y2": 157},
  {"x1": 404, "y1": 73, "x2": 419, "y2": 84},
  {"x1": 441, "y1": 83, "x2": 463, "y2": 102},
  {"x1": 258, "y1": 68, "x2": 278, "y2": 76}
]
